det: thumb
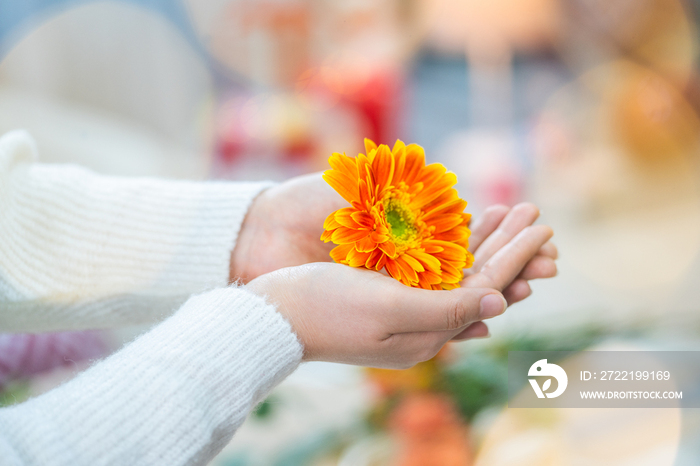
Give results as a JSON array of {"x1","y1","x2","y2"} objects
[{"x1": 385, "y1": 285, "x2": 507, "y2": 333}]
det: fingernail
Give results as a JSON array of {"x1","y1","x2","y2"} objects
[{"x1": 480, "y1": 294, "x2": 507, "y2": 319}]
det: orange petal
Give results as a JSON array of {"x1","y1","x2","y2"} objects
[
  {"x1": 385, "y1": 259, "x2": 402, "y2": 282},
  {"x1": 393, "y1": 144, "x2": 406, "y2": 182},
  {"x1": 371, "y1": 144, "x2": 395, "y2": 192},
  {"x1": 417, "y1": 273, "x2": 432, "y2": 289},
  {"x1": 364, "y1": 138, "x2": 378, "y2": 156},
  {"x1": 363, "y1": 248, "x2": 382, "y2": 268},
  {"x1": 417, "y1": 162, "x2": 448, "y2": 187},
  {"x1": 422, "y1": 241, "x2": 445, "y2": 254},
  {"x1": 441, "y1": 282, "x2": 460, "y2": 290},
  {"x1": 364, "y1": 157, "x2": 377, "y2": 194},
  {"x1": 371, "y1": 232, "x2": 390, "y2": 244},
  {"x1": 406, "y1": 249, "x2": 441, "y2": 273},
  {"x1": 358, "y1": 179, "x2": 372, "y2": 208},
  {"x1": 396, "y1": 257, "x2": 419, "y2": 284},
  {"x1": 434, "y1": 225, "x2": 471, "y2": 243},
  {"x1": 356, "y1": 235, "x2": 378, "y2": 252},
  {"x1": 328, "y1": 152, "x2": 358, "y2": 180},
  {"x1": 323, "y1": 211, "x2": 341, "y2": 230},
  {"x1": 422, "y1": 195, "x2": 465, "y2": 221},
  {"x1": 431, "y1": 241, "x2": 468, "y2": 263},
  {"x1": 347, "y1": 248, "x2": 371, "y2": 267},
  {"x1": 332, "y1": 227, "x2": 370, "y2": 244},
  {"x1": 439, "y1": 261, "x2": 463, "y2": 284},
  {"x1": 335, "y1": 212, "x2": 363, "y2": 229},
  {"x1": 375, "y1": 253, "x2": 387, "y2": 271},
  {"x1": 392, "y1": 139, "x2": 406, "y2": 155},
  {"x1": 351, "y1": 211, "x2": 375, "y2": 229},
  {"x1": 403, "y1": 144, "x2": 426, "y2": 184},
  {"x1": 330, "y1": 243, "x2": 354, "y2": 263},
  {"x1": 400, "y1": 253, "x2": 425, "y2": 273},
  {"x1": 420, "y1": 270, "x2": 443, "y2": 285},
  {"x1": 427, "y1": 213, "x2": 464, "y2": 234},
  {"x1": 320, "y1": 229, "x2": 334, "y2": 242},
  {"x1": 464, "y1": 251, "x2": 475, "y2": 269},
  {"x1": 411, "y1": 169, "x2": 456, "y2": 209},
  {"x1": 323, "y1": 170, "x2": 358, "y2": 204},
  {"x1": 378, "y1": 240, "x2": 397, "y2": 258}
]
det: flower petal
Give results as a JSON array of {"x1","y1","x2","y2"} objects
[
  {"x1": 403, "y1": 144, "x2": 425, "y2": 184},
  {"x1": 365, "y1": 248, "x2": 383, "y2": 268},
  {"x1": 356, "y1": 235, "x2": 378, "y2": 252},
  {"x1": 347, "y1": 248, "x2": 371, "y2": 267},
  {"x1": 364, "y1": 138, "x2": 378, "y2": 156},
  {"x1": 420, "y1": 270, "x2": 443, "y2": 285},
  {"x1": 411, "y1": 168, "x2": 457, "y2": 209},
  {"x1": 393, "y1": 143, "x2": 406, "y2": 182},
  {"x1": 422, "y1": 241, "x2": 445, "y2": 254},
  {"x1": 406, "y1": 249, "x2": 441, "y2": 273},
  {"x1": 378, "y1": 240, "x2": 397, "y2": 258},
  {"x1": 323, "y1": 211, "x2": 342, "y2": 230},
  {"x1": 332, "y1": 227, "x2": 370, "y2": 244},
  {"x1": 375, "y1": 253, "x2": 387, "y2": 271},
  {"x1": 328, "y1": 152, "x2": 358, "y2": 180},
  {"x1": 320, "y1": 229, "x2": 334, "y2": 242},
  {"x1": 427, "y1": 213, "x2": 464, "y2": 234},
  {"x1": 399, "y1": 253, "x2": 425, "y2": 274},
  {"x1": 371, "y1": 144, "x2": 394, "y2": 192},
  {"x1": 330, "y1": 243, "x2": 354, "y2": 263},
  {"x1": 323, "y1": 170, "x2": 358, "y2": 204},
  {"x1": 385, "y1": 258, "x2": 402, "y2": 282},
  {"x1": 439, "y1": 260, "x2": 464, "y2": 283},
  {"x1": 335, "y1": 212, "x2": 363, "y2": 229},
  {"x1": 351, "y1": 211, "x2": 375, "y2": 229},
  {"x1": 434, "y1": 225, "x2": 471, "y2": 243},
  {"x1": 396, "y1": 256, "x2": 419, "y2": 284},
  {"x1": 431, "y1": 241, "x2": 468, "y2": 263}
]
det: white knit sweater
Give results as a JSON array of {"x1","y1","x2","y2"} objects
[{"x1": 0, "y1": 130, "x2": 304, "y2": 465}]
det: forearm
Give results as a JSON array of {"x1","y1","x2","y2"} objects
[
  {"x1": 0, "y1": 130, "x2": 273, "y2": 331},
  {"x1": 0, "y1": 286, "x2": 302, "y2": 465}
]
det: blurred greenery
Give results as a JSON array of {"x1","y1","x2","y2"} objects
[
  {"x1": 0, "y1": 380, "x2": 30, "y2": 407},
  {"x1": 440, "y1": 325, "x2": 609, "y2": 421}
]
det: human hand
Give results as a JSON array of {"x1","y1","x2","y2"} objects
[
  {"x1": 245, "y1": 222, "x2": 552, "y2": 368},
  {"x1": 465, "y1": 203, "x2": 558, "y2": 304},
  {"x1": 231, "y1": 173, "x2": 343, "y2": 283},
  {"x1": 230, "y1": 174, "x2": 556, "y2": 293}
]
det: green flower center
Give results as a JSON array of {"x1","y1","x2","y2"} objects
[{"x1": 384, "y1": 199, "x2": 417, "y2": 244}]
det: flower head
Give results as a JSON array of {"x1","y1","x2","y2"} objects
[{"x1": 321, "y1": 139, "x2": 473, "y2": 290}]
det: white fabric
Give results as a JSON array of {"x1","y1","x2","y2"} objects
[{"x1": 0, "y1": 130, "x2": 304, "y2": 465}]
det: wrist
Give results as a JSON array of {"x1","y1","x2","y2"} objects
[{"x1": 229, "y1": 188, "x2": 272, "y2": 284}]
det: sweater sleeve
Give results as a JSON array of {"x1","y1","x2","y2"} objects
[
  {"x1": 0, "y1": 130, "x2": 274, "y2": 332},
  {"x1": 0, "y1": 286, "x2": 304, "y2": 465}
]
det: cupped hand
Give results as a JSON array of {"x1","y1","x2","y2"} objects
[
  {"x1": 465, "y1": 203, "x2": 558, "y2": 304},
  {"x1": 245, "y1": 221, "x2": 553, "y2": 368},
  {"x1": 230, "y1": 174, "x2": 557, "y2": 293}
]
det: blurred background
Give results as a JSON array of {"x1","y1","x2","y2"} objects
[{"x1": 1, "y1": 0, "x2": 700, "y2": 464}]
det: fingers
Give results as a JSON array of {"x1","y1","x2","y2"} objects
[
  {"x1": 468, "y1": 205, "x2": 510, "y2": 253},
  {"x1": 466, "y1": 224, "x2": 554, "y2": 290},
  {"x1": 472, "y1": 203, "x2": 540, "y2": 271},
  {"x1": 387, "y1": 286, "x2": 506, "y2": 333},
  {"x1": 503, "y1": 279, "x2": 532, "y2": 305},
  {"x1": 538, "y1": 241, "x2": 558, "y2": 259},
  {"x1": 451, "y1": 321, "x2": 490, "y2": 340},
  {"x1": 519, "y1": 255, "x2": 557, "y2": 280}
]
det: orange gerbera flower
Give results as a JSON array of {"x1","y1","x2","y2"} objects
[{"x1": 321, "y1": 139, "x2": 474, "y2": 290}]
